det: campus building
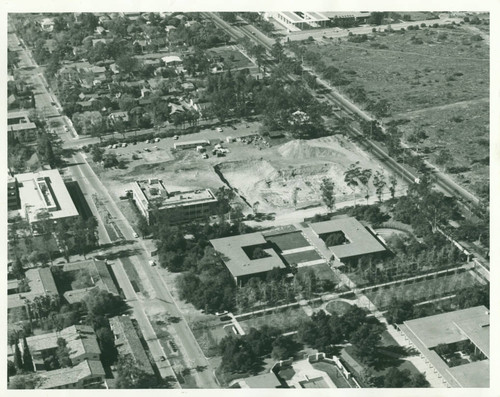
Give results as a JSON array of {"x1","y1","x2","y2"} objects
[
  {"x1": 309, "y1": 217, "x2": 387, "y2": 265},
  {"x1": 8, "y1": 169, "x2": 79, "y2": 232},
  {"x1": 8, "y1": 173, "x2": 20, "y2": 210},
  {"x1": 210, "y1": 232, "x2": 287, "y2": 286},
  {"x1": 109, "y1": 315, "x2": 154, "y2": 375},
  {"x1": 397, "y1": 306, "x2": 490, "y2": 388},
  {"x1": 266, "y1": 12, "x2": 329, "y2": 31},
  {"x1": 131, "y1": 178, "x2": 218, "y2": 225}
]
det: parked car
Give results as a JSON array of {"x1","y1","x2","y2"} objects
[
  {"x1": 149, "y1": 260, "x2": 156, "y2": 267},
  {"x1": 121, "y1": 143, "x2": 127, "y2": 147},
  {"x1": 216, "y1": 127, "x2": 223, "y2": 132},
  {"x1": 145, "y1": 139, "x2": 151, "y2": 144},
  {"x1": 133, "y1": 232, "x2": 139, "y2": 238},
  {"x1": 159, "y1": 356, "x2": 166, "y2": 362},
  {"x1": 173, "y1": 135, "x2": 179, "y2": 140}
]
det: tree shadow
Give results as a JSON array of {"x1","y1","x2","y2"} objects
[{"x1": 102, "y1": 248, "x2": 143, "y2": 260}]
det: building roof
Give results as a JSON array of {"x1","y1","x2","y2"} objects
[
  {"x1": 162, "y1": 55, "x2": 182, "y2": 64},
  {"x1": 27, "y1": 325, "x2": 101, "y2": 360},
  {"x1": 8, "y1": 122, "x2": 37, "y2": 132},
  {"x1": 309, "y1": 217, "x2": 386, "y2": 259},
  {"x1": 133, "y1": 179, "x2": 217, "y2": 210},
  {"x1": 13, "y1": 169, "x2": 79, "y2": 224},
  {"x1": 240, "y1": 372, "x2": 282, "y2": 388},
  {"x1": 37, "y1": 359, "x2": 105, "y2": 389},
  {"x1": 400, "y1": 306, "x2": 490, "y2": 388},
  {"x1": 109, "y1": 316, "x2": 154, "y2": 374},
  {"x1": 210, "y1": 232, "x2": 287, "y2": 278},
  {"x1": 60, "y1": 259, "x2": 119, "y2": 303},
  {"x1": 323, "y1": 11, "x2": 371, "y2": 19},
  {"x1": 8, "y1": 268, "x2": 58, "y2": 309}
]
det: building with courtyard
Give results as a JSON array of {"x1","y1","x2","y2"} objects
[
  {"x1": 8, "y1": 169, "x2": 80, "y2": 232},
  {"x1": 131, "y1": 178, "x2": 218, "y2": 225},
  {"x1": 309, "y1": 216, "x2": 387, "y2": 265},
  {"x1": 397, "y1": 306, "x2": 490, "y2": 388}
]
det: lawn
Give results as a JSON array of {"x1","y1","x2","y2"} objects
[
  {"x1": 9, "y1": 234, "x2": 60, "y2": 262},
  {"x1": 325, "y1": 300, "x2": 353, "y2": 316},
  {"x1": 311, "y1": 361, "x2": 354, "y2": 388},
  {"x1": 190, "y1": 319, "x2": 228, "y2": 358},
  {"x1": 365, "y1": 271, "x2": 479, "y2": 309},
  {"x1": 283, "y1": 249, "x2": 322, "y2": 264},
  {"x1": 238, "y1": 307, "x2": 309, "y2": 334},
  {"x1": 266, "y1": 231, "x2": 311, "y2": 251}
]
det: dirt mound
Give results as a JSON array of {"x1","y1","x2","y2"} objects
[{"x1": 278, "y1": 140, "x2": 339, "y2": 159}]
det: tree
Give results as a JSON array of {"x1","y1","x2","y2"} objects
[
  {"x1": 358, "y1": 169, "x2": 373, "y2": 205},
  {"x1": 350, "y1": 323, "x2": 383, "y2": 366},
  {"x1": 8, "y1": 373, "x2": 41, "y2": 389},
  {"x1": 383, "y1": 367, "x2": 412, "y2": 388},
  {"x1": 344, "y1": 162, "x2": 361, "y2": 206},
  {"x1": 372, "y1": 171, "x2": 386, "y2": 202},
  {"x1": 14, "y1": 342, "x2": 23, "y2": 371},
  {"x1": 96, "y1": 327, "x2": 118, "y2": 366},
  {"x1": 22, "y1": 337, "x2": 34, "y2": 372},
  {"x1": 83, "y1": 289, "x2": 126, "y2": 318},
  {"x1": 435, "y1": 148, "x2": 452, "y2": 169},
  {"x1": 320, "y1": 177, "x2": 336, "y2": 211},
  {"x1": 385, "y1": 298, "x2": 414, "y2": 324},
  {"x1": 91, "y1": 145, "x2": 105, "y2": 163},
  {"x1": 11, "y1": 257, "x2": 25, "y2": 279},
  {"x1": 116, "y1": 354, "x2": 163, "y2": 388},
  {"x1": 389, "y1": 174, "x2": 398, "y2": 199},
  {"x1": 56, "y1": 337, "x2": 72, "y2": 368},
  {"x1": 219, "y1": 335, "x2": 258, "y2": 374},
  {"x1": 271, "y1": 39, "x2": 284, "y2": 62},
  {"x1": 271, "y1": 335, "x2": 297, "y2": 360},
  {"x1": 220, "y1": 12, "x2": 237, "y2": 23},
  {"x1": 8, "y1": 360, "x2": 17, "y2": 378}
]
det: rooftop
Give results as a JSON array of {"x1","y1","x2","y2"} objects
[
  {"x1": 13, "y1": 169, "x2": 79, "y2": 224},
  {"x1": 8, "y1": 268, "x2": 58, "y2": 309},
  {"x1": 210, "y1": 232, "x2": 287, "y2": 278},
  {"x1": 239, "y1": 372, "x2": 282, "y2": 388},
  {"x1": 109, "y1": 316, "x2": 154, "y2": 374},
  {"x1": 27, "y1": 325, "x2": 101, "y2": 360},
  {"x1": 134, "y1": 179, "x2": 217, "y2": 209},
  {"x1": 400, "y1": 306, "x2": 490, "y2": 388},
  {"x1": 309, "y1": 217, "x2": 386, "y2": 259},
  {"x1": 37, "y1": 359, "x2": 105, "y2": 389}
]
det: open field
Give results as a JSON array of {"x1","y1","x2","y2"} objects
[
  {"x1": 365, "y1": 271, "x2": 479, "y2": 309},
  {"x1": 396, "y1": 100, "x2": 489, "y2": 196},
  {"x1": 308, "y1": 24, "x2": 488, "y2": 114},
  {"x1": 94, "y1": 122, "x2": 393, "y2": 216},
  {"x1": 325, "y1": 300, "x2": 353, "y2": 316}
]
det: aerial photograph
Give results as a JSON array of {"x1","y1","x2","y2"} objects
[{"x1": 5, "y1": 9, "x2": 491, "y2": 391}]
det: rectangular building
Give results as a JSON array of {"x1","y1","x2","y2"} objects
[
  {"x1": 132, "y1": 178, "x2": 218, "y2": 225},
  {"x1": 8, "y1": 267, "x2": 59, "y2": 311},
  {"x1": 210, "y1": 232, "x2": 287, "y2": 285},
  {"x1": 8, "y1": 110, "x2": 38, "y2": 142},
  {"x1": 9, "y1": 169, "x2": 80, "y2": 231},
  {"x1": 397, "y1": 306, "x2": 490, "y2": 388},
  {"x1": 173, "y1": 139, "x2": 210, "y2": 150}
]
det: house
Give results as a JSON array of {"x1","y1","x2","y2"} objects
[
  {"x1": 92, "y1": 38, "x2": 110, "y2": 47},
  {"x1": 8, "y1": 268, "x2": 58, "y2": 311},
  {"x1": 181, "y1": 82, "x2": 195, "y2": 91},
  {"x1": 26, "y1": 325, "x2": 101, "y2": 370},
  {"x1": 40, "y1": 18, "x2": 55, "y2": 32},
  {"x1": 108, "y1": 111, "x2": 129, "y2": 124},
  {"x1": 109, "y1": 63, "x2": 119, "y2": 74},
  {"x1": 95, "y1": 26, "x2": 106, "y2": 35}
]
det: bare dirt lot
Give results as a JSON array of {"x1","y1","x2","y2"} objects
[{"x1": 94, "y1": 124, "x2": 394, "y2": 217}]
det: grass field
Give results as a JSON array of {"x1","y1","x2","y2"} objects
[
  {"x1": 325, "y1": 300, "x2": 353, "y2": 316},
  {"x1": 365, "y1": 271, "x2": 478, "y2": 309},
  {"x1": 119, "y1": 257, "x2": 146, "y2": 296},
  {"x1": 311, "y1": 361, "x2": 354, "y2": 388},
  {"x1": 266, "y1": 231, "x2": 311, "y2": 251},
  {"x1": 283, "y1": 249, "x2": 322, "y2": 264},
  {"x1": 238, "y1": 307, "x2": 309, "y2": 334}
]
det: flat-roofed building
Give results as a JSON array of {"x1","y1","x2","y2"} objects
[
  {"x1": 397, "y1": 306, "x2": 490, "y2": 388},
  {"x1": 309, "y1": 216, "x2": 387, "y2": 264},
  {"x1": 109, "y1": 315, "x2": 154, "y2": 375},
  {"x1": 173, "y1": 139, "x2": 210, "y2": 150},
  {"x1": 9, "y1": 169, "x2": 79, "y2": 231},
  {"x1": 268, "y1": 11, "x2": 329, "y2": 31},
  {"x1": 8, "y1": 174, "x2": 20, "y2": 210},
  {"x1": 323, "y1": 11, "x2": 371, "y2": 23},
  {"x1": 132, "y1": 178, "x2": 218, "y2": 225},
  {"x1": 210, "y1": 232, "x2": 287, "y2": 285}
]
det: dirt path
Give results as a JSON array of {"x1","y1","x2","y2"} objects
[{"x1": 392, "y1": 97, "x2": 489, "y2": 118}]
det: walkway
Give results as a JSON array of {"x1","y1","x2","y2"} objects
[{"x1": 281, "y1": 246, "x2": 315, "y2": 255}]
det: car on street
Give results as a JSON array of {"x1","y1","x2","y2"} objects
[
  {"x1": 159, "y1": 356, "x2": 166, "y2": 362},
  {"x1": 133, "y1": 232, "x2": 139, "y2": 238},
  {"x1": 149, "y1": 260, "x2": 157, "y2": 267},
  {"x1": 173, "y1": 135, "x2": 179, "y2": 140},
  {"x1": 216, "y1": 127, "x2": 223, "y2": 132}
]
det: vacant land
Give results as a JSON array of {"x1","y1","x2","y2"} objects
[
  {"x1": 94, "y1": 123, "x2": 393, "y2": 216},
  {"x1": 303, "y1": 23, "x2": 489, "y2": 195},
  {"x1": 365, "y1": 271, "x2": 479, "y2": 309}
]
